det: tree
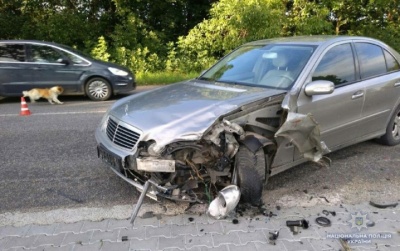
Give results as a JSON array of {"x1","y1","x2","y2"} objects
[
  {"x1": 174, "y1": 0, "x2": 286, "y2": 72},
  {"x1": 284, "y1": 0, "x2": 333, "y2": 35}
]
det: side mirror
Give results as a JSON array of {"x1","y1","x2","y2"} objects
[{"x1": 304, "y1": 80, "x2": 334, "y2": 96}]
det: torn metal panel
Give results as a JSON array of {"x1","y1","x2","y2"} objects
[{"x1": 275, "y1": 112, "x2": 330, "y2": 162}]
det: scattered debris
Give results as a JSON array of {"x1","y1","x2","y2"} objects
[
  {"x1": 286, "y1": 219, "x2": 309, "y2": 229},
  {"x1": 322, "y1": 210, "x2": 336, "y2": 216},
  {"x1": 369, "y1": 201, "x2": 398, "y2": 209},
  {"x1": 286, "y1": 219, "x2": 309, "y2": 234},
  {"x1": 319, "y1": 196, "x2": 330, "y2": 203},
  {"x1": 262, "y1": 210, "x2": 277, "y2": 217},
  {"x1": 339, "y1": 238, "x2": 353, "y2": 251},
  {"x1": 207, "y1": 185, "x2": 241, "y2": 219},
  {"x1": 315, "y1": 216, "x2": 331, "y2": 227},
  {"x1": 269, "y1": 231, "x2": 279, "y2": 245}
]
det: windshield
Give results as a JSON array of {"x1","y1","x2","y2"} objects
[{"x1": 200, "y1": 44, "x2": 316, "y2": 89}]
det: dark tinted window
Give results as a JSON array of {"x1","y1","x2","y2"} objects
[
  {"x1": 384, "y1": 50, "x2": 400, "y2": 72},
  {"x1": 355, "y1": 43, "x2": 386, "y2": 79},
  {"x1": 31, "y1": 45, "x2": 63, "y2": 63},
  {"x1": 62, "y1": 50, "x2": 89, "y2": 65},
  {"x1": 0, "y1": 44, "x2": 25, "y2": 62},
  {"x1": 312, "y1": 43, "x2": 355, "y2": 86}
]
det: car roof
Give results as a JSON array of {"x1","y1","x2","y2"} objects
[
  {"x1": 244, "y1": 35, "x2": 380, "y2": 46},
  {"x1": 0, "y1": 40, "x2": 63, "y2": 47}
]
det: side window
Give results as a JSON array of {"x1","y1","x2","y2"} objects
[
  {"x1": 62, "y1": 51, "x2": 88, "y2": 65},
  {"x1": 312, "y1": 43, "x2": 355, "y2": 86},
  {"x1": 31, "y1": 45, "x2": 63, "y2": 63},
  {"x1": 355, "y1": 43, "x2": 386, "y2": 79},
  {"x1": 383, "y1": 50, "x2": 400, "y2": 72},
  {"x1": 0, "y1": 44, "x2": 26, "y2": 62}
]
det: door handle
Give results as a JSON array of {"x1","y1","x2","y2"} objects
[
  {"x1": 352, "y1": 91, "x2": 364, "y2": 99},
  {"x1": 394, "y1": 82, "x2": 400, "y2": 87}
]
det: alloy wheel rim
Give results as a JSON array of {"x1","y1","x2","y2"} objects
[
  {"x1": 89, "y1": 81, "x2": 108, "y2": 99},
  {"x1": 392, "y1": 113, "x2": 400, "y2": 140}
]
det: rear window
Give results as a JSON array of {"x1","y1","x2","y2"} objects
[
  {"x1": 355, "y1": 43, "x2": 387, "y2": 79},
  {"x1": 384, "y1": 49, "x2": 400, "y2": 72},
  {"x1": 0, "y1": 44, "x2": 26, "y2": 62}
]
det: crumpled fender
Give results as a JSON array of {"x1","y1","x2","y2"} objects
[{"x1": 240, "y1": 132, "x2": 275, "y2": 154}]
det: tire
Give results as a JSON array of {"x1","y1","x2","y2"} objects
[
  {"x1": 235, "y1": 145, "x2": 267, "y2": 206},
  {"x1": 85, "y1": 77, "x2": 112, "y2": 101},
  {"x1": 379, "y1": 105, "x2": 400, "y2": 146}
]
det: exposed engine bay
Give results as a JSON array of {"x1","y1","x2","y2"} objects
[{"x1": 117, "y1": 95, "x2": 285, "y2": 203}]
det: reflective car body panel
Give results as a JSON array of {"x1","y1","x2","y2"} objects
[
  {"x1": 95, "y1": 36, "x2": 400, "y2": 206},
  {"x1": 105, "y1": 81, "x2": 285, "y2": 152},
  {"x1": 0, "y1": 40, "x2": 135, "y2": 99}
]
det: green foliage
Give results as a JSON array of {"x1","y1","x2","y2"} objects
[
  {"x1": 284, "y1": 0, "x2": 333, "y2": 35},
  {"x1": 91, "y1": 36, "x2": 110, "y2": 61},
  {"x1": 172, "y1": 0, "x2": 286, "y2": 72},
  {"x1": 136, "y1": 71, "x2": 200, "y2": 85},
  {"x1": 2, "y1": 0, "x2": 400, "y2": 81}
]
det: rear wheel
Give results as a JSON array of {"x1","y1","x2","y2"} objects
[
  {"x1": 85, "y1": 77, "x2": 112, "y2": 101},
  {"x1": 234, "y1": 145, "x2": 267, "y2": 206},
  {"x1": 379, "y1": 106, "x2": 400, "y2": 146}
]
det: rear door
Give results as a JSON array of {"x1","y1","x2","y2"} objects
[
  {"x1": 27, "y1": 43, "x2": 86, "y2": 93},
  {"x1": 296, "y1": 42, "x2": 365, "y2": 149},
  {"x1": 0, "y1": 43, "x2": 34, "y2": 96},
  {"x1": 354, "y1": 42, "x2": 400, "y2": 136}
]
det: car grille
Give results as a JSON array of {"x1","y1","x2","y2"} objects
[{"x1": 106, "y1": 117, "x2": 140, "y2": 150}]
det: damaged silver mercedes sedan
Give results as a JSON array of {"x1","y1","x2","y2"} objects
[{"x1": 96, "y1": 36, "x2": 400, "y2": 215}]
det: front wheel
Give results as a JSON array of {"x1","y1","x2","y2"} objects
[
  {"x1": 379, "y1": 106, "x2": 400, "y2": 146},
  {"x1": 85, "y1": 78, "x2": 112, "y2": 101},
  {"x1": 234, "y1": 145, "x2": 267, "y2": 206}
]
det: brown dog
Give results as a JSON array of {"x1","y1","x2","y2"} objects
[{"x1": 22, "y1": 86, "x2": 64, "y2": 104}]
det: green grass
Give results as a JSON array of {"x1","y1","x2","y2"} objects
[{"x1": 136, "y1": 71, "x2": 200, "y2": 85}]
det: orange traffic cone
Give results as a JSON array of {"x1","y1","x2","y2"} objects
[{"x1": 20, "y1": 97, "x2": 31, "y2": 116}]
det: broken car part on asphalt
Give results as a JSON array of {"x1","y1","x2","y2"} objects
[
  {"x1": 286, "y1": 219, "x2": 309, "y2": 235},
  {"x1": 286, "y1": 219, "x2": 309, "y2": 229},
  {"x1": 268, "y1": 231, "x2": 279, "y2": 245},
  {"x1": 96, "y1": 36, "x2": 400, "y2": 216},
  {"x1": 322, "y1": 210, "x2": 336, "y2": 216},
  {"x1": 315, "y1": 216, "x2": 332, "y2": 227},
  {"x1": 207, "y1": 185, "x2": 241, "y2": 219},
  {"x1": 369, "y1": 201, "x2": 399, "y2": 209}
]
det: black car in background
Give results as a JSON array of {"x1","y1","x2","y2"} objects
[{"x1": 0, "y1": 40, "x2": 135, "y2": 101}]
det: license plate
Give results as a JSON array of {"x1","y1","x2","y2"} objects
[
  {"x1": 97, "y1": 144, "x2": 123, "y2": 171},
  {"x1": 137, "y1": 158, "x2": 175, "y2": 172}
]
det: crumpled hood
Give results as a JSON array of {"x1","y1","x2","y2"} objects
[{"x1": 109, "y1": 80, "x2": 285, "y2": 149}]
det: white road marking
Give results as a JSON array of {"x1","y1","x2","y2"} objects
[{"x1": 0, "y1": 111, "x2": 107, "y2": 117}]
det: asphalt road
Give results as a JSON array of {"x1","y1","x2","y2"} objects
[
  {"x1": 0, "y1": 90, "x2": 151, "y2": 215},
  {"x1": 0, "y1": 87, "x2": 399, "y2": 216}
]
